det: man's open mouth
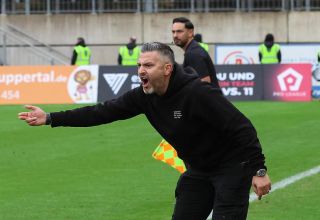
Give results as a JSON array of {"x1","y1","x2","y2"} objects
[{"x1": 140, "y1": 76, "x2": 149, "y2": 85}]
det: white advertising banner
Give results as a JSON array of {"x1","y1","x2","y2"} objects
[
  {"x1": 312, "y1": 64, "x2": 320, "y2": 98},
  {"x1": 215, "y1": 44, "x2": 320, "y2": 65},
  {"x1": 215, "y1": 44, "x2": 320, "y2": 98}
]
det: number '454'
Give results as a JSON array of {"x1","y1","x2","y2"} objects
[{"x1": 1, "y1": 90, "x2": 20, "y2": 100}]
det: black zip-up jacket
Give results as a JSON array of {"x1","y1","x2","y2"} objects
[{"x1": 50, "y1": 64, "x2": 266, "y2": 172}]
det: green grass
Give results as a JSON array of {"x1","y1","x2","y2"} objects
[
  {"x1": 1, "y1": 101, "x2": 320, "y2": 219},
  {"x1": 248, "y1": 173, "x2": 320, "y2": 220}
]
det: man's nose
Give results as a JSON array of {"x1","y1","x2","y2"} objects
[{"x1": 138, "y1": 66, "x2": 145, "y2": 74}]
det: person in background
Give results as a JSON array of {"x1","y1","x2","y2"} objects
[
  {"x1": 259, "y1": 33, "x2": 281, "y2": 64},
  {"x1": 194, "y1": 33, "x2": 209, "y2": 52},
  {"x1": 118, "y1": 36, "x2": 141, "y2": 66},
  {"x1": 317, "y1": 49, "x2": 320, "y2": 63},
  {"x1": 172, "y1": 17, "x2": 219, "y2": 87},
  {"x1": 71, "y1": 37, "x2": 91, "y2": 66}
]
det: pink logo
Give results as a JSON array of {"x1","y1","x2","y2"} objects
[{"x1": 277, "y1": 68, "x2": 303, "y2": 91}]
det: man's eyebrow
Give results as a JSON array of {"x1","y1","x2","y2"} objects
[{"x1": 138, "y1": 61, "x2": 153, "y2": 65}]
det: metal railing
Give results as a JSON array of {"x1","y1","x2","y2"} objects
[
  {"x1": 1, "y1": 0, "x2": 320, "y2": 14},
  {"x1": 0, "y1": 25, "x2": 69, "y2": 65},
  {"x1": 4, "y1": 24, "x2": 70, "y2": 63}
]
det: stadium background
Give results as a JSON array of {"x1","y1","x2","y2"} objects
[{"x1": 0, "y1": 0, "x2": 320, "y2": 65}]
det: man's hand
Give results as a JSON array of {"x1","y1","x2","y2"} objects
[
  {"x1": 18, "y1": 105, "x2": 47, "y2": 126},
  {"x1": 200, "y1": 75, "x2": 211, "y2": 83},
  {"x1": 252, "y1": 174, "x2": 272, "y2": 200}
]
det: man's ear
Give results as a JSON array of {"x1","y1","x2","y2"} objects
[
  {"x1": 188, "y1": 29, "x2": 194, "y2": 38},
  {"x1": 164, "y1": 63, "x2": 173, "y2": 76}
]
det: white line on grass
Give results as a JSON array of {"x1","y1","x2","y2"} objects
[{"x1": 207, "y1": 165, "x2": 320, "y2": 220}]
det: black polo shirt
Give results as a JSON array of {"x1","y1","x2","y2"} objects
[{"x1": 183, "y1": 40, "x2": 220, "y2": 88}]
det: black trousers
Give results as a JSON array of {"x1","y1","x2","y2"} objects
[{"x1": 172, "y1": 162, "x2": 253, "y2": 220}]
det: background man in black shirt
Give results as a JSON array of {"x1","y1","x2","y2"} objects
[
  {"x1": 19, "y1": 42, "x2": 271, "y2": 220},
  {"x1": 172, "y1": 17, "x2": 220, "y2": 88}
]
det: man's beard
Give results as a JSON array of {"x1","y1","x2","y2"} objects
[
  {"x1": 174, "y1": 39, "x2": 186, "y2": 48},
  {"x1": 143, "y1": 87, "x2": 154, "y2": 95}
]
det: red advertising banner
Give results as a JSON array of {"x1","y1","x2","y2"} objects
[
  {"x1": 0, "y1": 65, "x2": 99, "y2": 105},
  {"x1": 263, "y1": 64, "x2": 312, "y2": 101}
]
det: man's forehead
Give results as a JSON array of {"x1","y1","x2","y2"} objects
[
  {"x1": 139, "y1": 51, "x2": 160, "y2": 62},
  {"x1": 172, "y1": 22, "x2": 185, "y2": 30}
]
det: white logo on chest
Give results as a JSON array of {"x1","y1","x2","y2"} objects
[{"x1": 173, "y1": 110, "x2": 182, "y2": 119}]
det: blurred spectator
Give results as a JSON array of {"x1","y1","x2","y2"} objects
[
  {"x1": 118, "y1": 36, "x2": 141, "y2": 66},
  {"x1": 71, "y1": 37, "x2": 91, "y2": 65},
  {"x1": 318, "y1": 50, "x2": 320, "y2": 63},
  {"x1": 259, "y1": 33, "x2": 281, "y2": 64},
  {"x1": 194, "y1": 33, "x2": 209, "y2": 52}
]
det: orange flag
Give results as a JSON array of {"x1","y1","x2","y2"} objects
[{"x1": 152, "y1": 139, "x2": 186, "y2": 173}]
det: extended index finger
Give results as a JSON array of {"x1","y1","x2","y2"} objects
[
  {"x1": 18, "y1": 112, "x2": 30, "y2": 120},
  {"x1": 18, "y1": 112, "x2": 29, "y2": 116}
]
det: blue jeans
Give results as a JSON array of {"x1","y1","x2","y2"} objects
[{"x1": 172, "y1": 161, "x2": 253, "y2": 220}]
